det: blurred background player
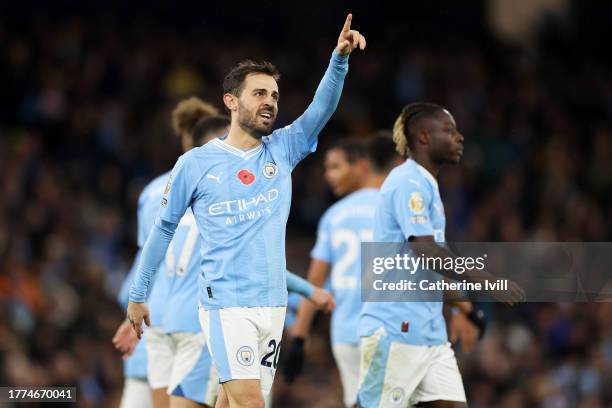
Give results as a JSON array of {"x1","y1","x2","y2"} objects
[
  {"x1": 127, "y1": 14, "x2": 365, "y2": 408},
  {"x1": 284, "y1": 134, "x2": 401, "y2": 407}
]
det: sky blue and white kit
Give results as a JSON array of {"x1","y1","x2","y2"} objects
[
  {"x1": 358, "y1": 159, "x2": 467, "y2": 407},
  {"x1": 129, "y1": 50, "x2": 349, "y2": 391},
  {"x1": 129, "y1": 50, "x2": 349, "y2": 311}
]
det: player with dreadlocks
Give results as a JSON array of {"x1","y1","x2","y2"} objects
[{"x1": 357, "y1": 103, "x2": 492, "y2": 408}]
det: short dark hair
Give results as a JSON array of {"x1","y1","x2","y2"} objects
[
  {"x1": 193, "y1": 115, "x2": 231, "y2": 146},
  {"x1": 393, "y1": 102, "x2": 445, "y2": 156},
  {"x1": 222, "y1": 60, "x2": 280, "y2": 96},
  {"x1": 328, "y1": 138, "x2": 367, "y2": 164},
  {"x1": 366, "y1": 130, "x2": 401, "y2": 173}
]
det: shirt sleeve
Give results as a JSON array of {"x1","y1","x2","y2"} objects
[
  {"x1": 158, "y1": 152, "x2": 201, "y2": 225},
  {"x1": 269, "y1": 51, "x2": 349, "y2": 169},
  {"x1": 310, "y1": 211, "x2": 333, "y2": 262},
  {"x1": 128, "y1": 220, "x2": 177, "y2": 303},
  {"x1": 392, "y1": 184, "x2": 434, "y2": 240},
  {"x1": 286, "y1": 270, "x2": 315, "y2": 298}
]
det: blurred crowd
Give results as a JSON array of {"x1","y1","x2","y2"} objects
[{"x1": 0, "y1": 3, "x2": 611, "y2": 407}]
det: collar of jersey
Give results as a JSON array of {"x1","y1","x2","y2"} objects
[
  {"x1": 212, "y1": 138, "x2": 263, "y2": 159},
  {"x1": 410, "y1": 159, "x2": 439, "y2": 190}
]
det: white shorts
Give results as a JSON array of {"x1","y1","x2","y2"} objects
[
  {"x1": 358, "y1": 329, "x2": 466, "y2": 408},
  {"x1": 198, "y1": 306, "x2": 286, "y2": 396},
  {"x1": 332, "y1": 343, "x2": 361, "y2": 407},
  {"x1": 120, "y1": 378, "x2": 152, "y2": 408},
  {"x1": 146, "y1": 326, "x2": 173, "y2": 389},
  {"x1": 166, "y1": 332, "x2": 218, "y2": 406}
]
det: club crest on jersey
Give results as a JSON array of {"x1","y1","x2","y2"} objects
[
  {"x1": 236, "y1": 346, "x2": 255, "y2": 366},
  {"x1": 389, "y1": 387, "x2": 405, "y2": 405},
  {"x1": 263, "y1": 162, "x2": 278, "y2": 178},
  {"x1": 237, "y1": 169, "x2": 255, "y2": 185},
  {"x1": 409, "y1": 191, "x2": 424, "y2": 214}
]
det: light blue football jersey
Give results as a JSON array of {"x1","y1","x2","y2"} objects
[
  {"x1": 118, "y1": 252, "x2": 148, "y2": 379},
  {"x1": 162, "y1": 208, "x2": 201, "y2": 333},
  {"x1": 137, "y1": 172, "x2": 171, "y2": 326},
  {"x1": 311, "y1": 188, "x2": 378, "y2": 345},
  {"x1": 138, "y1": 51, "x2": 349, "y2": 310},
  {"x1": 146, "y1": 173, "x2": 320, "y2": 333},
  {"x1": 359, "y1": 159, "x2": 448, "y2": 346}
]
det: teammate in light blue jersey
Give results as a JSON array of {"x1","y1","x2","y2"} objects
[
  {"x1": 358, "y1": 103, "x2": 474, "y2": 408},
  {"x1": 128, "y1": 15, "x2": 365, "y2": 407},
  {"x1": 138, "y1": 171, "x2": 183, "y2": 406},
  {"x1": 139, "y1": 173, "x2": 173, "y2": 325},
  {"x1": 286, "y1": 135, "x2": 401, "y2": 407},
  {"x1": 360, "y1": 159, "x2": 448, "y2": 346},
  {"x1": 111, "y1": 97, "x2": 222, "y2": 408},
  {"x1": 120, "y1": 103, "x2": 333, "y2": 408},
  {"x1": 111, "y1": 170, "x2": 175, "y2": 408},
  {"x1": 162, "y1": 113, "x2": 335, "y2": 408}
]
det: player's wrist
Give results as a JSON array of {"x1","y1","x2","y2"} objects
[
  {"x1": 332, "y1": 49, "x2": 350, "y2": 61},
  {"x1": 304, "y1": 285, "x2": 316, "y2": 299},
  {"x1": 127, "y1": 290, "x2": 146, "y2": 303}
]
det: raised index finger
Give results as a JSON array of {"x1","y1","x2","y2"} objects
[{"x1": 342, "y1": 13, "x2": 352, "y2": 32}]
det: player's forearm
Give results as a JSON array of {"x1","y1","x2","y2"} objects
[
  {"x1": 298, "y1": 51, "x2": 349, "y2": 136},
  {"x1": 128, "y1": 220, "x2": 177, "y2": 302},
  {"x1": 292, "y1": 298, "x2": 318, "y2": 338},
  {"x1": 286, "y1": 270, "x2": 315, "y2": 298},
  {"x1": 305, "y1": 258, "x2": 331, "y2": 287}
]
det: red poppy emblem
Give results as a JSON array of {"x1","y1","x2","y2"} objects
[{"x1": 237, "y1": 169, "x2": 255, "y2": 185}]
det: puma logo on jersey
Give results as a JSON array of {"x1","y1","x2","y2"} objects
[{"x1": 206, "y1": 174, "x2": 222, "y2": 184}]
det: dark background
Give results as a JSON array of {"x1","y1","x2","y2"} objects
[{"x1": 1, "y1": 1, "x2": 611, "y2": 407}]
